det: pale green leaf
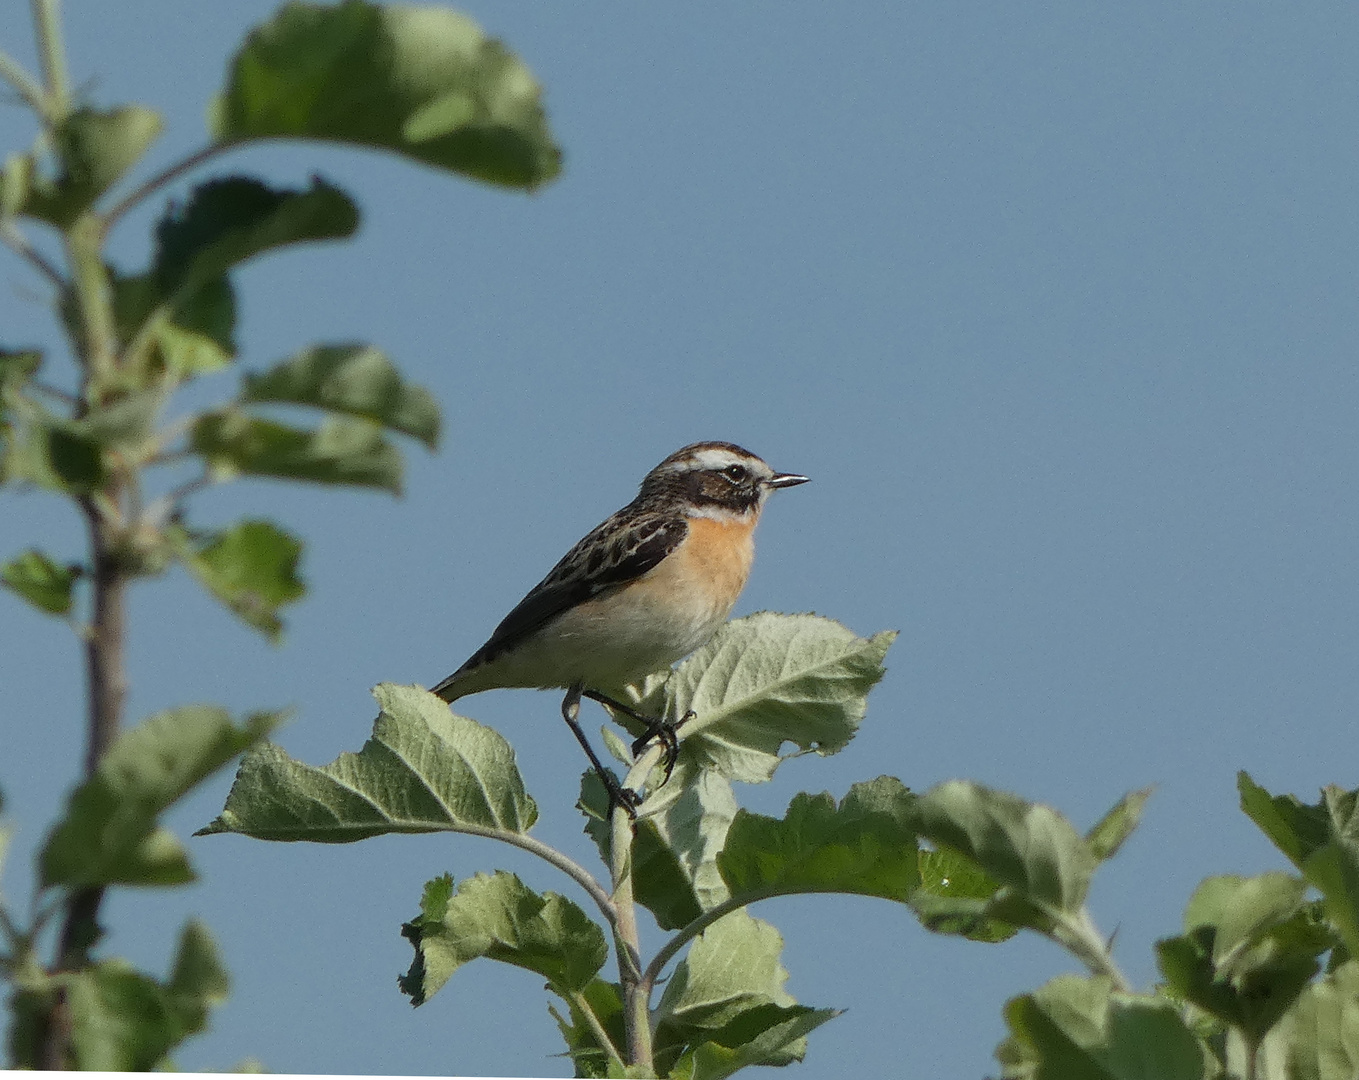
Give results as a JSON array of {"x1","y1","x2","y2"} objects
[
  {"x1": 1, "y1": 548, "x2": 81, "y2": 615},
  {"x1": 582, "y1": 758, "x2": 738, "y2": 931},
  {"x1": 198, "y1": 683, "x2": 537, "y2": 841},
  {"x1": 214, "y1": 1, "x2": 561, "y2": 189},
  {"x1": 996, "y1": 975, "x2": 1208, "y2": 1080},
  {"x1": 399, "y1": 870, "x2": 607, "y2": 1004},
  {"x1": 1277, "y1": 960, "x2": 1359, "y2": 1080},
  {"x1": 23, "y1": 106, "x2": 163, "y2": 226},
  {"x1": 41, "y1": 707, "x2": 282, "y2": 887},
  {"x1": 628, "y1": 613, "x2": 896, "y2": 784},
  {"x1": 242, "y1": 343, "x2": 439, "y2": 448},
  {"x1": 912, "y1": 780, "x2": 1097, "y2": 918},
  {"x1": 1086, "y1": 788, "x2": 1152, "y2": 863}
]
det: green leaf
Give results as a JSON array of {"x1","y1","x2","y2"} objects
[
  {"x1": 41, "y1": 706, "x2": 282, "y2": 887},
  {"x1": 1238, "y1": 772, "x2": 1337, "y2": 869},
  {"x1": 1086, "y1": 788, "x2": 1152, "y2": 863},
  {"x1": 627, "y1": 613, "x2": 896, "y2": 784},
  {"x1": 9, "y1": 931, "x2": 226, "y2": 1072},
  {"x1": 717, "y1": 776, "x2": 918, "y2": 904},
  {"x1": 1155, "y1": 874, "x2": 1326, "y2": 1044},
  {"x1": 997, "y1": 975, "x2": 1209, "y2": 1080},
  {"x1": 912, "y1": 844, "x2": 1019, "y2": 943},
  {"x1": 112, "y1": 271, "x2": 236, "y2": 376},
  {"x1": 1, "y1": 548, "x2": 81, "y2": 615},
  {"x1": 582, "y1": 758, "x2": 738, "y2": 931},
  {"x1": 551, "y1": 977, "x2": 626, "y2": 1079},
  {"x1": 242, "y1": 343, "x2": 440, "y2": 448},
  {"x1": 191, "y1": 408, "x2": 403, "y2": 492},
  {"x1": 0, "y1": 153, "x2": 35, "y2": 218},
  {"x1": 678, "y1": 1007, "x2": 841, "y2": 1080},
  {"x1": 1239, "y1": 775, "x2": 1359, "y2": 960},
  {"x1": 198, "y1": 683, "x2": 537, "y2": 841},
  {"x1": 214, "y1": 1, "x2": 561, "y2": 190},
  {"x1": 1278, "y1": 960, "x2": 1359, "y2": 1080},
  {"x1": 399, "y1": 870, "x2": 607, "y2": 1005},
  {"x1": 154, "y1": 175, "x2": 358, "y2": 298},
  {"x1": 173, "y1": 519, "x2": 305, "y2": 642},
  {"x1": 23, "y1": 106, "x2": 163, "y2": 227},
  {"x1": 0, "y1": 397, "x2": 105, "y2": 492},
  {"x1": 0, "y1": 348, "x2": 41, "y2": 397},
  {"x1": 911, "y1": 780, "x2": 1097, "y2": 921},
  {"x1": 654, "y1": 910, "x2": 831, "y2": 1073}
]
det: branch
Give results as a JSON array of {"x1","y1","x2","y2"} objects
[
  {"x1": 30, "y1": 0, "x2": 69, "y2": 122},
  {"x1": 0, "y1": 47, "x2": 48, "y2": 117},
  {"x1": 101, "y1": 142, "x2": 233, "y2": 231},
  {"x1": 567, "y1": 988, "x2": 627, "y2": 1074},
  {"x1": 0, "y1": 219, "x2": 65, "y2": 287}
]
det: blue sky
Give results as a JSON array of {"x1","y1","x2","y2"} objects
[{"x1": 3, "y1": 3, "x2": 1359, "y2": 1076}]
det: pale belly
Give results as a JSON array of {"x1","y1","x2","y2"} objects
[{"x1": 448, "y1": 514, "x2": 755, "y2": 696}]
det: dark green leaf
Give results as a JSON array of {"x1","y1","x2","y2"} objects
[
  {"x1": 0, "y1": 397, "x2": 105, "y2": 492},
  {"x1": 112, "y1": 271, "x2": 236, "y2": 376},
  {"x1": 243, "y1": 344, "x2": 439, "y2": 448},
  {"x1": 912, "y1": 845, "x2": 1019, "y2": 943},
  {"x1": 912, "y1": 780, "x2": 1097, "y2": 917},
  {"x1": 191, "y1": 408, "x2": 402, "y2": 492},
  {"x1": 1086, "y1": 788, "x2": 1152, "y2": 863},
  {"x1": 1239, "y1": 775, "x2": 1359, "y2": 959},
  {"x1": 41, "y1": 706, "x2": 282, "y2": 887},
  {"x1": 1239, "y1": 772, "x2": 1335, "y2": 869},
  {"x1": 717, "y1": 777, "x2": 918, "y2": 904},
  {"x1": 399, "y1": 870, "x2": 608, "y2": 1005},
  {"x1": 215, "y1": 1, "x2": 561, "y2": 189},
  {"x1": 23, "y1": 106, "x2": 163, "y2": 227},
  {"x1": 174, "y1": 519, "x2": 305, "y2": 642},
  {"x1": 1, "y1": 548, "x2": 81, "y2": 615},
  {"x1": 154, "y1": 176, "x2": 357, "y2": 298},
  {"x1": 996, "y1": 975, "x2": 1208, "y2": 1080},
  {"x1": 550, "y1": 977, "x2": 626, "y2": 1078},
  {"x1": 198, "y1": 683, "x2": 537, "y2": 841},
  {"x1": 677, "y1": 1007, "x2": 840, "y2": 1080}
]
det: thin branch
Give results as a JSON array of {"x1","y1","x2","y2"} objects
[
  {"x1": 0, "y1": 219, "x2": 65, "y2": 287},
  {"x1": 30, "y1": 379, "x2": 79, "y2": 407},
  {"x1": 101, "y1": 142, "x2": 233, "y2": 230},
  {"x1": 639, "y1": 889, "x2": 782, "y2": 996},
  {"x1": 0, "y1": 47, "x2": 48, "y2": 117},
  {"x1": 568, "y1": 988, "x2": 627, "y2": 1074},
  {"x1": 30, "y1": 0, "x2": 69, "y2": 122},
  {"x1": 455, "y1": 823, "x2": 618, "y2": 930},
  {"x1": 1049, "y1": 907, "x2": 1132, "y2": 992}
]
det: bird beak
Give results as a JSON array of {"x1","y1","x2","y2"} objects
[{"x1": 768, "y1": 472, "x2": 810, "y2": 489}]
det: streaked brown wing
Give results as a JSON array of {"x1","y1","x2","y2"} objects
[{"x1": 432, "y1": 511, "x2": 687, "y2": 695}]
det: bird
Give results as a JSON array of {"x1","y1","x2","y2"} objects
[{"x1": 431, "y1": 440, "x2": 809, "y2": 813}]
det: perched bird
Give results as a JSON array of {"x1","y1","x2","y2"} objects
[{"x1": 432, "y1": 441, "x2": 809, "y2": 811}]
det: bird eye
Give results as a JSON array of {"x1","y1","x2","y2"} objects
[{"x1": 722, "y1": 464, "x2": 748, "y2": 483}]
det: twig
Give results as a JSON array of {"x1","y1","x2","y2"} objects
[
  {"x1": 29, "y1": 0, "x2": 69, "y2": 122},
  {"x1": 102, "y1": 143, "x2": 232, "y2": 230},
  {"x1": 0, "y1": 219, "x2": 65, "y2": 287},
  {"x1": 0, "y1": 47, "x2": 48, "y2": 117}
]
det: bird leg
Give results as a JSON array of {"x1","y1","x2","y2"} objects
[
  {"x1": 562, "y1": 682, "x2": 641, "y2": 818},
  {"x1": 581, "y1": 689, "x2": 695, "y2": 786}
]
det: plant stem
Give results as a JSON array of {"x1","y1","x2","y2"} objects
[
  {"x1": 568, "y1": 988, "x2": 627, "y2": 1075},
  {"x1": 1050, "y1": 907, "x2": 1132, "y2": 992},
  {"x1": 0, "y1": 48, "x2": 48, "y2": 117},
  {"x1": 30, "y1": 0, "x2": 69, "y2": 120},
  {"x1": 101, "y1": 143, "x2": 231, "y2": 231},
  {"x1": 610, "y1": 799, "x2": 652, "y2": 1069}
]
